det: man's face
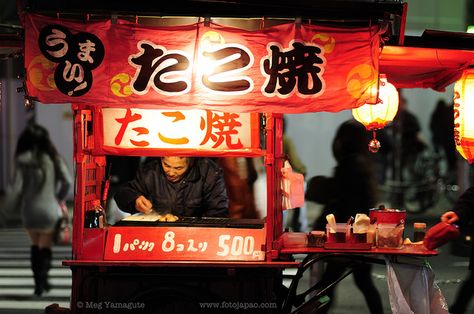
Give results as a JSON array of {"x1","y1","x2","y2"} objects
[{"x1": 161, "y1": 157, "x2": 190, "y2": 183}]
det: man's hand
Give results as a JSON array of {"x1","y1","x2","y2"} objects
[
  {"x1": 441, "y1": 211, "x2": 459, "y2": 224},
  {"x1": 135, "y1": 195, "x2": 153, "y2": 214}
]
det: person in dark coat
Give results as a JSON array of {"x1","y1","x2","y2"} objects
[
  {"x1": 307, "y1": 120, "x2": 378, "y2": 230},
  {"x1": 430, "y1": 99, "x2": 456, "y2": 173},
  {"x1": 306, "y1": 119, "x2": 384, "y2": 314},
  {"x1": 391, "y1": 95, "x2": 426, "y2": 181},
  {"x1": 440, "y1": 187, "x2": 474, "y2": 314},
  {"x1": 115, "y1": 156, "x2": 228, "y2": 217}
]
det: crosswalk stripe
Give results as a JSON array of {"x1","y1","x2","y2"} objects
[
  {"x1": 0, "y1": 268, "x2": 71, "y2": 277},
  {"x1": 0, "y1": 288, "x2": 71, "y2": 298},
  {"x1": 0, "y1": 248, "x2": 72, "y2": 253},
  {"x1": 0, "y1": 246, "x2": 71, "y2": 251},
  {"x1": 0, "y1": 253, "x2": 41, "y2": 258},
  {"x1": 0, "y1": 228, "x2": 72, "y2": 311},
  {"x1": 0, "y1": 277, "x2": 71, "y2": 285},
  {"x1": 0, "y1": 260, "x2": 65, "y2": 267},
  {"x1": 0, "y1": 301, "x2": 70, "y2": 310}
]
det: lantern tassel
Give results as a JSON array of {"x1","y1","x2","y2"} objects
[{"x1": 368, "y1": 130, "x2": 381, "y2": 153}]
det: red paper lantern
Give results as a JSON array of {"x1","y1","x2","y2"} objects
[
  {"x1": 352, "y1": 74, "x2": 399, "y2": 153},
  {"x1": 454, "y1": 69, "x2": 474, "y2": 163},
  {"x1": 352, "y1": 74, "x2": 399, "y2": 130}
]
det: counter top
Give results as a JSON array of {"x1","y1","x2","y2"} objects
[{"x1": 280, "y1": 243, "x2": 437, "y2": 257}]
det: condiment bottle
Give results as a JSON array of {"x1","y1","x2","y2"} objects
[
  {"x1": 84, "y1": 200, "x2": 107, "y2": 228},
  {"x1": 413, "y1": 222, "x2": 426, "y2": 242},
  {"x1": 367, "y1": 224, "x2": 376, "y2": 246}
]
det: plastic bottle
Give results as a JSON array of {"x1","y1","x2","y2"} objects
[{"x1": 84, "y1": 200, "x2": 107, "y2": 228}]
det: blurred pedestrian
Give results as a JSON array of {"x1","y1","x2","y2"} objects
[
  {"x1": 306, "y1": 119, "x2": 384, "y2": 314},
  {"x1": 391, "y1": 94, "x2": 426, "y2": 181},
  {"x1": 218, "y1": 157, "x2": 258, "y2": 218},
  {"x1": 10, "y1": 124, "x2": 72, "y2": 296},
  {"x1": 440, "y1": 187, "x2": 474, "y2": 314},
  {"x1": 430, "y1": 99, "x2": 456, "y2": 175},
  {"x1": 253, "y1": 157, "x2": 267, "y2": 219}
]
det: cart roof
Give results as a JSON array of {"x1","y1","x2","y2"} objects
[
  {"x1": 4, "y1": 1, "x2": 474, "y2": 109},
  {"x1": 381, "y1": 30, "x2": 474, "y2": 91}
]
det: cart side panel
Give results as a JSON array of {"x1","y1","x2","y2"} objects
[{"x1": 73, "y1": 106, "x2": 107, "y2": 260}]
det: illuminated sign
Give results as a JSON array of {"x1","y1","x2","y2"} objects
[
  {"x1": 96, "y1": 108, "x2": 260, "y2": 155},
  {"x1": 104, "y1": 226, "x2": 266, "y2": 261}
]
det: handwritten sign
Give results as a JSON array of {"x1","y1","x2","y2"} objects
[{"x1": 104, "y1": 226, "x2": 266, "y2": 261}]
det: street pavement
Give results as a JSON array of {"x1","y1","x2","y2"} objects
[{"x1": 0, "y1": 228, "x2": 71, "y2": 314}]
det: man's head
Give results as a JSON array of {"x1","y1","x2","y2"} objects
[{"x1": 161, "y1": 156, "x2": 191, "y2": 183}]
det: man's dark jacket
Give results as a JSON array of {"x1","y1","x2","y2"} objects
[{"x1": 114, "y1": 158, "x2": 228, "y2": 217}]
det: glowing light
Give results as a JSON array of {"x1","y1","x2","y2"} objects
[
  {"x1": 454, "y1": 69, "x2": 474, "y2": 163},
  {"x1": 197, "y1": 31, "x2": 226, "y2": 76},
  {"x1": 101, "y1": 108, "x2": 254, "y2": 151},
  {"x1": 352, "y1": 74, "x2": 399, "y2": 130}
]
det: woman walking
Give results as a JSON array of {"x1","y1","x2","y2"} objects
[{"x1": 11, "y1": 124, "x2": 72, "y2": 296}]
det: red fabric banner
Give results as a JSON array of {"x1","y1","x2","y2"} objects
[{"x1": 25, "y1": 14, "x2": 382, "y2": 113}]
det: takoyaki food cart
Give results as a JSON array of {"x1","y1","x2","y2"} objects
[{"x1": 19, "y1": 1, "x2": 474, "y2": 313}]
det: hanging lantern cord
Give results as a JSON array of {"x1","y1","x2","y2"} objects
[{"x1": 368, "y1": 130, "x2": 381, "y2": 153}]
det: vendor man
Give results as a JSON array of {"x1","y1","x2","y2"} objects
[{"x1": 114, "y1": 156, "x2": 229, "y2": 217}]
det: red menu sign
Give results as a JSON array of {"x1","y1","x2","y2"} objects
[
  {"x1": 94, "y1": 108, "x2": 261, "y2": 155},
  {"x1": 104, "y1": 227, "x2": 266, "y2": 261}
]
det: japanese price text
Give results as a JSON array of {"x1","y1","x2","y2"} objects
[{"x1": 108, "y1": 229, "x2": 264, "y2": 260}]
